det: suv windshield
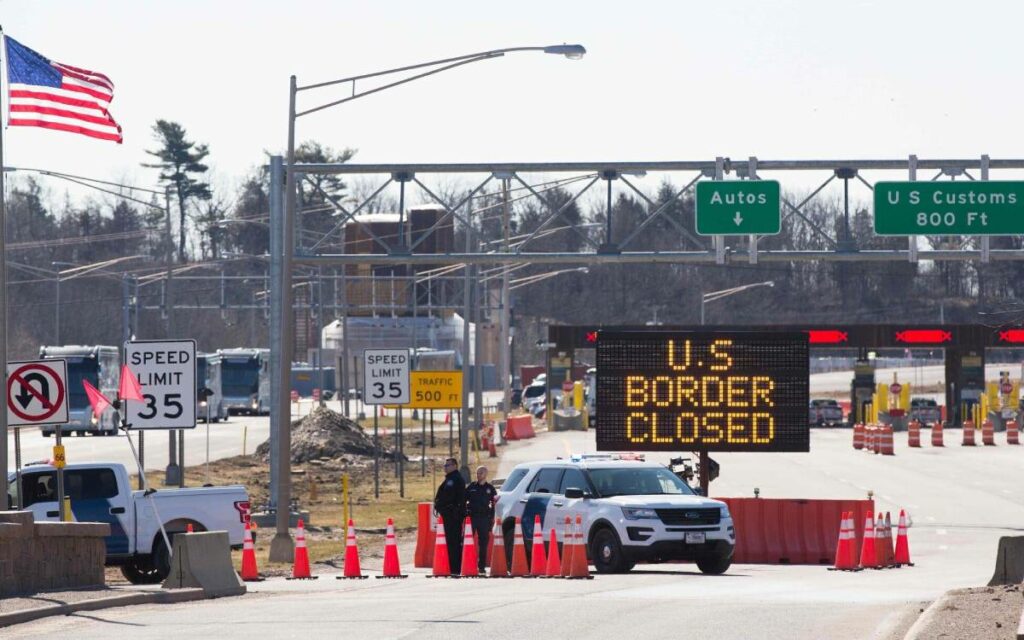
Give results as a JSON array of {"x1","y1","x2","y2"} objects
[{"x1": 588, "y1": 467, "x2": 694, "y2": 497}]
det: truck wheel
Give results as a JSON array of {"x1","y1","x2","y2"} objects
[
  {"x1": 590, "y1": 527, "x2": 630, "y2": 574},
  {"x1": 151, "y1": 537, "x2": 173, "y2": 581},
  {"x1": 696, "y1": 551, "x2": 732, "y2": 575},
  {"x1": 120, "y1": 558, "x2": 163, "y2": 584}
]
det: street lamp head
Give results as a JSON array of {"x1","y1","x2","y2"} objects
[{"x1": 543, "y1": 44, "x2": 586, "y2": 60}]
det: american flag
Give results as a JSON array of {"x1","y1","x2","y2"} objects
[{"x1": 4, "y1": 36, "x2": 122, "y2": 143}]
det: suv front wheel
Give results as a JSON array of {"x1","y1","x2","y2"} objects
[
  {"x1": 696, "y1": 551, "x2": 732, "y2": 575},
  {"x1": 590, "y1": 527, "x2": 634, "y2": 574}
]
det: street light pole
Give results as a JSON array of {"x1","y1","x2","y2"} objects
[
  {"x1": 700, "y1": 281, "x2": 775, "y2": 325},
  {"x1": 272, "y1": 43, "x2": 586, "y2": 552}
]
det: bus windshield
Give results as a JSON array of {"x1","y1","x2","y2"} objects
[
  {"x1": 65, "y1": 358, "x2": 100, "y2": 409},
  {"x1": 222, "y1": 360, "x2": 258, "y2": 396}
]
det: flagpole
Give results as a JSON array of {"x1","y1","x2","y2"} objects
[{"x1": 0, "y1": 25, "x2": 11, "y2": 505}]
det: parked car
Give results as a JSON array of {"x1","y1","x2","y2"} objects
[
  {"x1": 809, "y1": 399, "x2": 844, "y2": 426},
  {"x1": 7, "y1": 462, "x2": 249, "y2": 584}
]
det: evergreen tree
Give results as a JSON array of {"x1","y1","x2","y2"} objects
[{"x1": 143, "y1": 120, "x2": 212, "y2": 262}]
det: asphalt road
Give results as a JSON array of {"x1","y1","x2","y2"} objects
[{"x1": 7, "y1": 425, "x2": 1019, "y2": 639}]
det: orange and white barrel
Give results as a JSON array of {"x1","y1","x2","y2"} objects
[
  {"x1": 962, "y1": 420, "x2": 976, "y2": 446},
  {"x1": 880, "y1": 426, "x2": 895, "y2": 456},
  {"x1": 982, "y1": 420, "x2": 995, "y2": 446},
  {"x1": 908, "y1": 420, "x2": 921, "y2": 448},
  {"x1": 853, "y1": 423, "x2": 865, "y2": 450}
]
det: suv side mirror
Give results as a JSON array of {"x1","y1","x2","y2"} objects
[{"x1": 564, "y1": 487, "x2": 585, "y2": 499}]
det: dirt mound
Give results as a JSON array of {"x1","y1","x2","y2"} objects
[{"x1": 255, "y1": 406, "x2": 401, "y2": 464}]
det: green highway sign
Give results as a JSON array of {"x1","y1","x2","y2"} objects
[
  {"x1": 874, "y1": 181, "x2": 1024, "y2": 236},
  {"x1": 695, "y1": 180, "x2": 781, "y2": 235}
]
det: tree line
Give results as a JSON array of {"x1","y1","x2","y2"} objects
[{"x1": 4, "y1": 119, "x2": 1021, "y2": 365}]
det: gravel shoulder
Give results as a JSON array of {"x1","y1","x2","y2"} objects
[{"x1": 904, "y1": 584, "x2": 1024, "y2": 640}]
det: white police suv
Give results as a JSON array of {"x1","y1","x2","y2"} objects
[{"x1": 496, "y1": 455, "x2": 735, "y2": 574}]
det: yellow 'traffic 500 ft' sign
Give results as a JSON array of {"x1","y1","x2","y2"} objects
[{"x1": 387, "y1": 371, "x2": 462, "y2": 409}]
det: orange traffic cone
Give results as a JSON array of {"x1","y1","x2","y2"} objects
[
  {"x1": 830, "y1": 511, "x2": 858, "y2": 571},
  {"x1": 529, "y1": 515, "x2": 547, "y2": 576},
  {"x1": 488, "y1": 438, "x2": 498, "y2": 458},
  {"x1": 489, "y1": 518, "x2": 509, "y2": 577},
  {"x1": 566, "y1": 514, "x2": 592, "y2": 579},
  {"x1": 873, "y1": 514, "x2": 890, "y2": 568},
  {"x1": 377, "y1": 517, "x2": 408, "y2": 578},
  {"x1": 337, "y1": 518, "x2": 367, "y2": 579},
  {"x1": 858, "y1": 513, "x2": 877, "y2": 569},
  {"x1": 560, "y1": 516, "x2": 574, "y2": 577},
  {"x1": 460, "y1": 518, "x2": 481, "y2": 577},
  {"x1": 509, "y1": 517, "x2": 529, "y2": 577},
  {"x1": 240, "y1": 522, "x2": 263, "y2": 581},
  {"x1": 429, "y1": 516, "x2": 453, "y2": 577},
  {"x1": 544, "y1": 528, "x2": 561, "y2": 577},
  {"x1": 894, "y1": 510, "x2": 914, "y2": 567},
  {"x1": 287, "y1": 519, "x2": 315, "y2": 579},
  {"x1": 445, "y1": 411, "x2": 451, "y2": 424}
]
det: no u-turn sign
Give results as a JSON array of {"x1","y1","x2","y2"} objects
[{"x1": 7, "y1": 359, "x2": 70, "y2": 426}]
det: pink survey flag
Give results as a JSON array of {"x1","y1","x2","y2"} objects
[
  {"x1": 82, "y1": 379, "x2": 112, "y2": 418},
  {"x1": 119, "y1": 365, "x2": 145, "y2": 402}
]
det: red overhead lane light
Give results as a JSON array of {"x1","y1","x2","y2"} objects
[
  {"x1": 894, "y1": 329, "x2": 952, "y2": 344},
  {"x1": 999, "y1": 329, "x2": 1024, "y2": 344},
  {"x1": 585, "y1": 331, "x2": 599, "y2": 344},
  {"x1": 807, "y1": 330, "x2": 848, "y2": 344}
]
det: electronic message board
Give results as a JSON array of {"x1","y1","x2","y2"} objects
[{"x1": 596, "y1": 331, "x2": 809, "y2": 452}]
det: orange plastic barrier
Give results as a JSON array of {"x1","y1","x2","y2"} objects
[
  {"x1": 716, "y1": 497, "x2": 874, "y2": 565},
  {"x1": 962, "y1": 420, "x2": 976, "y2": 446},
  {"x1": 879, "y1": 426, "x2": 895, "y2": 455},
  {"x1": 505, "y1": 415, "x2": 536, "y2": 440},
  {"x1": 907, "y1": 420, "x2": 921, "y2": 447},
  {"x1": 414, "y1": 502, "x2": 436, "y2": 568},
  {"x1": 982, "y1": 420, "x2": 995, "y2": 446},
  {"x1": 931, "y1": 422, "x2": 944, "y2": 447},
  {"x1": 1008, "y1": 420, "x2": 1020, "y2": 445},
  {"x1": 852, "y1": 423, "x2": 865, "y2": 450}
]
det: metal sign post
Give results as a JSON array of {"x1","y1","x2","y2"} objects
[
  {"x1": 6, "y1": 359, "x2": 70, "y2": 517},
  {"x1": 363, "y1": 348, "x2": 410, "y2": 499}
]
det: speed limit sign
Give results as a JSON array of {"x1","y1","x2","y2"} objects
[
  {"x1": 363, "y1": 349, "x2": 410, "y2": 405},
  {"x1": 125, "y1": 339, "x2": 197, "y2": 429}
]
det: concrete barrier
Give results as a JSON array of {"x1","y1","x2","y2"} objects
[
  {"x1": 0, "y1": 510, "x2": 109, "y2": 596},
  {"x1": 162, "y1": 531, "x2": 246, "y2": 597},
  {"x1": 716, "y1": 498, "x2": 874, "y2": 565},
  {"x1": 505, "y1": 415, "x2": 536, "y2": 440},
  {"x1": 988, "y1": 536, "x2": 1024, "y2": 586},
  {"x1": 551, "y1": 410, "x2": 585, "y2": 432}
]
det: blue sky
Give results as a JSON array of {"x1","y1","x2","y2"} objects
[{"x1": 2, "y1": 0, "x2": 1023, "y2": 204}]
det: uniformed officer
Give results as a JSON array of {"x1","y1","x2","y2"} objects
[
  {"x1": 464, "y1": 465, "x2": 497, "y2": 573},
  {"x1": 433, "y1": 457, "x2": 466, "y2": 573}
]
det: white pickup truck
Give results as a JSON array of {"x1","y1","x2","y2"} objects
[{"x1": 6, "y1": 462, "x2": 249, "y2": 584}]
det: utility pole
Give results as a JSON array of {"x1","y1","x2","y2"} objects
[
  {"x1": 270, "y1": 99, "x2": 297, "y2": 561},
  {"x1": 500, "y1": 179, "x2": 512, "y2": 429},
  {"x1": 460, "y1": 203, "x2": 473, "y2": 478}
]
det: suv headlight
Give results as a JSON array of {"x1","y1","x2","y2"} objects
[
  {"x1": 720, "y1": 505, "x2": 731, "y2": 519},
  {"x1": 622, "y1": 507, "x2": 658, "y2": 520}
]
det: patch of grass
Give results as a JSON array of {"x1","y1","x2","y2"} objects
[{"x1": 129, "y1": 412, "x2": 511, "y2": 575}]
